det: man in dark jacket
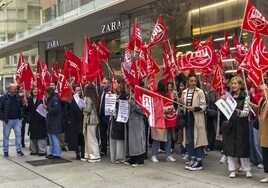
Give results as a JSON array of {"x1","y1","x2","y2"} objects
[{"x1": 0, "y1": 83, "x2": 24, "y2": 157}]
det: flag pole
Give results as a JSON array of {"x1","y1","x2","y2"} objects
[
  {"x1": 167, "y1": 39, "x2": 178, "y2": 98},
  {"x1": 135, "y1": 85, "x2": 186, "y2": 107}
]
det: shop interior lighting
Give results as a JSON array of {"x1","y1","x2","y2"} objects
[{"x1": 191, "y1": 0, "x2": 238, "y2": 14}]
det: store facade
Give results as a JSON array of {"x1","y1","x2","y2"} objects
[{"x1": 0, "y1": 0, "x2": 267, "y2": 92}]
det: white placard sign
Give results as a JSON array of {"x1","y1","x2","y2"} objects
[
  {"x1": 105, "y1": 94, "x2": 117, "y2": 116},
  {"x1": 116, "y1": 100, "x2": 129, "y2": 123},
  {"x1": 215, "y1": 92, "x2": 237, "y2": 120},
  {"x1": 73, "y1": 93, "x2": 85, "y2": 108},
  {"x1": 36, "y1": 104, "x2": 48, "y2": 118}
]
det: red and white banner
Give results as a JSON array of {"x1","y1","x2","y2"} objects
[
  {"x1": 24, "y1": 63, "x2": 35, "y2": 92},
  {"x1": 134, "y1": 86, "x2": 165, "y2": 129},
  {"x1": 212, "y1": 59, "x2": 223, "y2": 95},
  {"x1": 219, "y1": 31, "x2": 231, "y2": 57},
  {"x1": 57, "y1": 69, "x2": 73, "y2": 102},
  {"x1": 51, "y1": 59, "x2": 58, "y2": 83},
  {"x1": 177, "y1": 38, "x2": 217, "y2": 70},
  {"x1": 233, "y1": 35, "x2": 248, "y2": 63},
  {"x1": 147, "y1": 15, "x2": 169, "y2": 48},
  {"x1": 242, "y1": 1, "x2": 268, "y2": 36},
  {"x1": 16, "y1": 53, "x2": 27, "y2": 84},
  {"x1": 128, "y1": 19, "x2": 143, "y2": 52},
  {"x1": 163, "y1": 94, "x2": 177, "y2": 128},
  {"x1": 240, "y1": 31, "x2": 268, "y2": 86},
  {"x1": 97, "y1": 38, "x2": 110, "y2": 61}
]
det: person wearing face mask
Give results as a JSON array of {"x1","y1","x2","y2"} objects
[
  {"x1": 178, "y1": 74, "x2": 207, "y2": 171},
  {"x1": 221, "y1": 75, "x2": 251, "y2": 178}
]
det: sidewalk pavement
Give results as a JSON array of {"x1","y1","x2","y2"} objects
[{"x1": 0, "y1": 122, "x2": 267, "y2": 188}]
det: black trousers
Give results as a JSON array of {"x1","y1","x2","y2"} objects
[
  {"x1": 262, "y1": 147, "x2": 268, "y2": 173},
  {"x1": 128, "y1": 153, "x2": 145, "y2": 165},
  {"x1": 99, "y1": 115, "x2": 110, "y2": 154}
]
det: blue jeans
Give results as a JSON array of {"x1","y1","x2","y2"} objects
[
  {"x1": 186, "y1": 112, "x2": 203, "y2": 160},
  {"x1": 249, "y1": 120, "x2": 263, "y2": 164},
  {"x1": 48, "y1": 133, "x2": 61, "y2": 156},
  {"x1": 3, "y1": 119, "x2": 22, "y2": 152},
  {"x1": 152, "y1": 129, "x2": 172, "y2": 156}
]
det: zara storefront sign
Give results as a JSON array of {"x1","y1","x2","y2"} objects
[
  {"x1": 46, "y1": 40, "x2": 60, "y2": 49},
  {"x1": 101, "y1": 21, "x2": 121, "y2": 34}
]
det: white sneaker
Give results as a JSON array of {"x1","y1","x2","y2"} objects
[
  {"x1": 131, "y1": 163, "x2": 144, "y2": 167},
  {"x1": 229, "y1": 171, "x2": 236, "y2": 178},
  {"x1": 220, "y1": 155, "x2": 227, "y2": 164},
  {"x1": 151, "y1": 156, "x2": 159, "y2": 163},
  {"x1": 166, "y1": 155, "x2": 176, "y2": 162},
  {"x1": 260, "y1": 177, "x2": 268, "y2": 183},
  {"x1": 246, "y1": 171, "x2": 252, "y2": 178},
  {"x1": 81, "y1": 158, "x2": 89, "y2": 162},
  {"x1": 88, "y1": 158, "x2": 101, "y2": 163},
  {"x1": 257, "y1": 163, "x2": 264, "y2": 169}
]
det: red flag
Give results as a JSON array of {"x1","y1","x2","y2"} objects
[
  {"x1": 97, "y1": 38, "x2": 110, "y2": 61},
  {"x1": 162, "y1": 42, "x2": 172, "y2": 83},
  {"x1": 57, "y1": 69, "x2": 73, "y2": 102},
  {"x1": 233, "y1": 35, "x2": 248, "y2": 63},
  {"x1": 242, "y1": 1, "x2": 268, "y2": 36},
  {"x1": 122, "y1": 49, "x2": 139, "y2": 90},
  {"x1": 63, "y1": 48, "x2": 82, "y2": 84},
  {"x1": 51, "y1": 59, "x2": 58, "y2": 83},
  {"x1": 212, "y1": 59, "x2": 223, "y2": 94},
  {"x1": 23, "y1": 63, "x2": 35, "y2": 92},
  {"x1": 134, "y1": 86, "x2": 165, "y2": 129},
  {"x1": 16, "y1": 53, "x2": 27, "y2": 84},
  {"x1": 137, "y1": 46, "x2": 148, "y2": 80},
  {"x1": 250, "y1": 31, "x2": 268, "y2": 66},
  {"x1": 220, "y1": 31, "x2": 231, "y2": 57},
  {"x1": 82, "y1": 34, "x2": 89, "y2": 76},
  {"x1": 147, "y1": 53, "x2": 160, "y2": 75},
  {"x1": 240, "y1": 31, "x2": 268, "y2": 86},
  {"x1": 192, "y1": 38, "x2": 200, "y2": 51},
  {"x1": 147, "y1": 71, "x2": 156, "y2": 92},
  {"x1": 147, "y1": 15, "x2": 169, "y2": 47},
  {"x1": 128, "y1": 19, "x2": 143, "y2": 52},
  {"x1": 163, "y1": 94, "x2": 177, "y2": 128},
  {"x1": 177, "y1": 38, "x2": 217, "y2": 70},
  {"x1": 36, "y1": 60, "x2": 45, "y2": 100},
  {"x1": 86, "y1": 43, "x2": 102, "y2": 82}
]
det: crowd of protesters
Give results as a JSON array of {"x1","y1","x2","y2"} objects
[{"x1": 0, "y1": 70, "x2": 268, "y2": 183}]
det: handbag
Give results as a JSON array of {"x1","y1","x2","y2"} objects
[
  {"x1": 206, "y1": 108, "x2": 217, "y2": 118},
  {"x1": 252, "y1": 119, "x2": 259, "y2": 130},
  {"x1": 221, "y1": 120, "x2": 233, "y2": 133}
]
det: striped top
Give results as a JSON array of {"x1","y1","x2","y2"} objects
[{"x1": 186, "y1": 88, "x2": 195, "y2": 107}]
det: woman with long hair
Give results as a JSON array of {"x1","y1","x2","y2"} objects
[{"x1": 82, "y1": 84, "x2": 101, "y2": 162}]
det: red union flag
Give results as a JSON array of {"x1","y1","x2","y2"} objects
[
  {"x1": 233, "y1": 35, "x2": 248, "y2": 63},
  {"x1": 51, "y1": 59, "x2": 58, "y2": 83},
  {"x1": 178, "y1": 38, "x2": 217, "y2": 70},
  {"x1": 97, "y1": 38, "x2": 110, "y2": 61},
  {"x1": 64, "y1": 48, "x2": 82, "y2": 84},
  {"x1": 147, "y1": 15, "x2": 169, "y2": 47},
  {"x1": 16, "y1": 53, "x2": 27, "y2": 84},
  {"x1": 192, "y1": 38, "x2": 201, "y2": 51},
  {"x1": 250, "y1": 31, "x2": 268, "y2": 66},
  {"x1": 212, "y1": 59, "x2": 223, "y2": 94},
  {"x1": 128, "y1": 19, "x2": 143, "y2": 52},
  {"x1": 242, "y1": 1, "x2": 268, "y2": 36},
  {"x1": 24, "y1": 63, "x2": 35, "y2": 92},
  {"x1": 57, "y1": 70, "x2": 72, "y2": 102},
  {"x1": 134, "y1": 86, "x2": 165, "y2": 129},
  {"x1": 220, "y1": 31, "x2": 231, "y2": 57},
  {"x1": 163, "y1": 95, "x2": 177, "y2": 128}
]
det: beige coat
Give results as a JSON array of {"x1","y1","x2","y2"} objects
[
  {"x1": 181, "y1": 87, "x2": 208, "y2": 148},
  {"x1": 255, "y1": 99, "x2": 268, "y2": 148}
]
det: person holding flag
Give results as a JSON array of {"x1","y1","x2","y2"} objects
[
  {"x1": 178, "y1": 74, "x2": 207, "y2": 171},
  {"x1": 151, "y1": 80, "x2": 176, "y2": 163}
]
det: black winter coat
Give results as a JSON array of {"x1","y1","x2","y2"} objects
[
  {"x1": 46, "y1": 93, "x2": 62, "y2": 134},
  {"x1": 0, "y1": 92, "x2": 24, "y2": 124},
  {"x1": 67, "y1": 99, "x2": 84, "y2": 151},
  {"x1": 27, "y1": 97, "x2": 47, "y2": 139},
  {"x1": 223, "y1": 90, "x2": 250, "y2": 158}
]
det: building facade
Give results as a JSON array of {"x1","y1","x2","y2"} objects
[{"x1": 0, "y1": 0, "x2": 267, "y2": 92}]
